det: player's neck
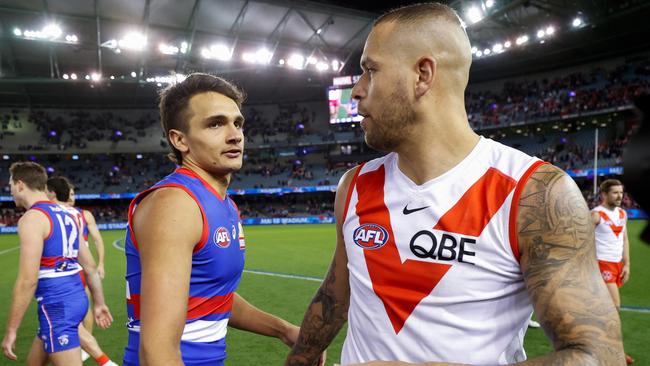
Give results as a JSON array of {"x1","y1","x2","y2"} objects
[
  {"x1": 602, "y1": 202, "x2": 618, "y2": 211},
  {"x1": 180, "y1": 162, "x2": 231, "y2": 197},
  {"x1": 395, "y1": 119, "x2": 480, "y2": 185},
  {"x1": 22, "y1": 191, "x2": 51, "y2": 209}
]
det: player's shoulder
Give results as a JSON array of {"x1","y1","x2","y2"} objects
[{"x1": 136, "y1": 186, "x2": 202, "y2": 220}]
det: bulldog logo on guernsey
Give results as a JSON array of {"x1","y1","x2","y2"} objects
[
  {"x1": 213, "y1": 227, "x2": 231, "y2": 248},
  {"x1": 353, "y1": 223, "x2": 389, "y2": 250}
]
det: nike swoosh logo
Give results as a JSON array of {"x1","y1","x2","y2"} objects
[{"x1": 402, "y1": 205, "x2": 429, "y2": 215}]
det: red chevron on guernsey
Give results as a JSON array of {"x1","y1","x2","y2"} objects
[{"x1": 354, "y1": 165, "x2": 516, "y2": 334}]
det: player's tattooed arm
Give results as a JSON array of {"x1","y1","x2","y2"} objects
[
  {"x1": 516, "y1": 164, "x2": 625, "y2": 365},
  {"x1": 284, "y1": 167, "x2": 358, "y2": 366}
]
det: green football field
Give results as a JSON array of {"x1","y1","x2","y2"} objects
[{"x1": 0, "y1": 221, "x2": 648, "y2": 365}]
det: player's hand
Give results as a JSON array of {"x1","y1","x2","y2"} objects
[
  {"x1": 281, "y1": 324, "x2": 326, "y2": 366},
  {"x1": 93, "y1": 303, "x2": 114, "y2": 329},
  {"x1": 621, "y1": 263, "x2": 630, "y2": 284},
  {"x1": 1, "y1": 330, "x2": 17, "y2": 360},
  {"x1": 97, "y1": 263, "x2": 106, "y2": 280}
]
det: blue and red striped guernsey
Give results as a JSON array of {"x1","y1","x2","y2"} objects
[
  {"x1": 31, "y1": 201, "x2": 85, "y2": 301},
  {"x1": 123, "y1": 167, "x2": 245, "y2": 366}
]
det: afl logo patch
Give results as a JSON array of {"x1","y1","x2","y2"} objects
[
  {"x1": 214, "y1": 227, "x2": 231, "y2": 248},
  {"x1": 353, "y1": 223, "x2": 389, "y2": 250}
]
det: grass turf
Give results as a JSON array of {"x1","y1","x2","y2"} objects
[{"x1": 0, "y1": 221, "x2": 648, "y2": 365}]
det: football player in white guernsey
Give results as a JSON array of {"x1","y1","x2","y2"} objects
[
  {"x1": 286, "y1": 3, "x2": 624, "y2": 366},
  {"x1": 591, "y1": 179, "x2": 633, "y2": 364}
]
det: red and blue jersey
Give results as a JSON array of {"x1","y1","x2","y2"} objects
[
  {"x1": 123, "y1": 168, "x2": 245, "y2": 366},
  {"x1": 70, "y1": 207, "x2": 89, "y2": 245},
  {"x1": 31, "y1": 201, "x2": 85, "y2": 301}
]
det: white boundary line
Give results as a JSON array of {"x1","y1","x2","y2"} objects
[
  {"x1": 111, "y1": 239, "x2": 650, "y2": 312},
  {"x1": 0, "y1": 246, "x2": 19, "y2": 255}
]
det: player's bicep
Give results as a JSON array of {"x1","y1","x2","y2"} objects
[
  {"x1": 16, "y1": 211, "x2": 48, "y2": 284},
  {"x1": 135, "y1": 188, "x2": 202, "y2": 347},
  {"x1": 517, "y1": 164, "x2": 623, "y2": 357},
  {"x1": 77, "y1": 239, "x2": 96, "y2": 270},
  {"x1": 84, "y1": 211, "x2": 102, "y2": 241}
]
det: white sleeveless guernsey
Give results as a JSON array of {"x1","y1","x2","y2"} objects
[
  {"x1": 341, "y1": 137, "x2": 544, "y2": 365},
  {"x1": 592, "y1": 205, "x2": 626, "y2": 262}
]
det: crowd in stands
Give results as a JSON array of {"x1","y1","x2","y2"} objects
[{"x1": 467, "y1": 59, "x2": 650, "y2": 129}]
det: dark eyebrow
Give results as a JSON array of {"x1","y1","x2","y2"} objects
[
  {"x1": 204, "y1": 114, "x2": 245, "y2": 124},
  {"x1": 360, "y1": 57, "x2": 379, "y2": 70}
]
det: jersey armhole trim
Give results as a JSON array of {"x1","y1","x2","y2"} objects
[
  {"x1": 127, "y1": 184, "x2": 209, "y2": 253},
  {"x1": 341, "y1": 164, "x2": 364, "y2": 224},
  {"x1": 508, "y1": 160, "x2": 548, "y2": 263},
  {"x1": 30, "y1": 207, "x2": 53, "y2": 241}
]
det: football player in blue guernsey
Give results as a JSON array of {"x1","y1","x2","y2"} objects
[
  {"x1": 2, "y1": 162, "x2": 113, "y2": 365},
  {"x1": 122, "y1": 73, "x2": 324, "y2": 366}
]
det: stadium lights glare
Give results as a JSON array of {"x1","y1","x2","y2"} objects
[
  {"x1": 516, "y1": 35, "x2": 529, "y2": 45},
  {"x1": 84, "y1": 75, "x2": 90, "y2": 80},
  {"x1": 70, "y1": 73, "x2": 77, "y2": 80},
  {"x1": 331, "y1": 60, "x2": 340, "y2": 70},
  {"x1": 483, "y1": 48, "x2": 491, "y2": 55},
  {"x1": 118, "y1": 32, "x2": 147, "y2": 51},
  {"x1": 279, "y1": 59, "x2": 285, "y2": 65},
  {"x1": 465, "y1": 7, "x2": 483, "y2": 25},
  {"x1": 180, "y1": 41, "x2": 188, "y2": 54},
  {"x1": 91, "y1": 73, "x2": 101, "y2": 81},
  {"x1": 476, "y1": 50, "x2": 483, "y2": 57},
  {"x1": 42, "y1": 24, "x2": 62, "y2": 39},
  {"x1": 62, "y1": 74, "x2": 69, "y2": 79},
  {"x1": 471, "y1": 46, "x2": 478, "y2": 54},
  {"x1": 159, "y1": 43, "x2": 179, "y2": 55},
  {"x1": 316, "y1": 62, "x2": 329, "y2": 72},
  {"x1": 546, "y1": 26, "x2": 555, "y2": 35},
  {"x1": 65, "y1": 34, "x2": 78, "y2": 43},
  {"x1": 287, "y1": 54, "x2": 305, "y2": 69},
  {"x1": 110, "y1": 75, "x2": 115, "y2": 80},
  {"x1": 492, "y1": 43, "x2": 503, "y2": 53},
  {"x1": 13, "y1": 28, "x2": 21, "y2": 36},
  {"x1": 201, "y1": 44, "x2": 232, "y2": 61},
  {"x1": 504, "y1": 40, "x2": 512, "y2": 48},
  {"x1": 307, "y1": 56, "x2": 318, "y2": 65},
  {"x1": 537, "y1": 29, "x2": 546, "y2": 38},
  {"x1": 485, "y1": 0, "x2": 495, "y2": 8},
  {"x1": 243, "y1": 48, "x2": 273, "y2": 64},
  {"x1": 572, "y1": 17, "x2": 583, "y2": 28},
  {"x1": 130, "y1": 71, "x2": 137, "y2": 78}
]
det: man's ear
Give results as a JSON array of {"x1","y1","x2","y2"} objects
[
  {"x1": 414, "y1": 56, "x2": 436, "y2": 98},
  {"x1": 168, "y1": 129, "x2": 189, "y2": 154}
]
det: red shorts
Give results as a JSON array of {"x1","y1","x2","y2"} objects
[
  {"x1": 79, "y1": 269, "x2": 87, "y2": 288},
  {"x1": 598, "y1": 260, "x2": 623, "y2": 287}
]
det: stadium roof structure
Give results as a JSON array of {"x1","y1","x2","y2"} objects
[{"x1": 0, "y1": 0, "x2": 649, "y2": 107}]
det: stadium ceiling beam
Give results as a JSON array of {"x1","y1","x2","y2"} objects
[
  {"x1": 0, "y1": 21, "x2": 18, "y2": 76},
  {"x1": 303, "y1": 14, "x2": 334, "y2": 48},
  {"x1": 295, "y1": 10, "x2": 331, "y2": 49},
  {"x1": 464, "y1": 0, "x2": 530, "y2": 34},
  {"x1": 228, "y1": 0, "x2": 251, "y2": 52},
  {"x1": 41, "y1": 0, "x2": 61, "y2": 79},
  {"x1": 94, "y1": 0, "x2": 102, "y2": 75},
  {"x1": 175, "y1": 0, "x2": 202, "y2": 74},
  {"x1": 251, "y1": 0, "x2": 376, "y2": 23},
  {"x1": 338, "y1": 21, "x2": 373, "y2": 73}
]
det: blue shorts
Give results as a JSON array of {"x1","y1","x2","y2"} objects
[{"x1": 37, "y1": 296, "x2": 88, "y2": 353}]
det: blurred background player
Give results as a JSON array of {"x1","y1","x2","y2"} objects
[
  {"x1": 46, "y1": 177, "x2": 117, "y2": 366},
  {"x1": 2, "y1": 162, "x2": 113, "y2": 366},
  {"x1": 67, "y1": 182, "x2": 107, "y2": 362},
  {"x1": 592, "y1": 178, "x2": 633, "y2": 364}
]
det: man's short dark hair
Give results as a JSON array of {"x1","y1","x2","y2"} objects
[
  {"x1": 158, "y1": 73, "x2": 245, "y2": 165},
  {"x1": 374, "y1": 2, "x2": 463, "y2": 28},
  {"x1": 47, "y1": 176, "x2": 73, "y2": 202},
  {"x1": 9, "y1": 162, "x2": 48, "y2": 191},
  {"x1": 600, "y1": 179, "x2": 623, "y2": 194}
]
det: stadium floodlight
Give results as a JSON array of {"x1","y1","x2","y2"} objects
[
  {"x1": 180, "y1": 41, "x2": 188, "y2": 54},
  {"x1": 255, "y1": 48, "x2": 273, "y2": 64},
  {"x1": 85, "y1": 75, "x2": 90, "y2": 80},
  {"x1": 159, "y1": 43, "x2": 179, "y2": 55},
  {"x1": 118, "y1": 32, "x2": 147, "y2": 51},
  {"x1": 475, "y1": 50, "x2": 483, "y2": 57},
  {"x1": 307, "y1": 56, "x2": 318, "y2": 65},
  {"x1": 546, "y1": 26, "x2": 555, "y2": 36},
  {"x1": 331, "y1": 59, "x2": 340, "y2": 70},
  {"x1": 537, "y1": 29, "x2": 546, "y2": 38},
  {"x1": 316, "y1": 62, "x2": 329, "y2": 72},
  {"x1": 492, "y1": 43, "x2": 503, "y2": 53},
  {"x1": 287, "y1": 54, "x2": 305, "y2": 69},
  {"x1": 516, "y1": 35, "x2": 529, "y2": 45},
  {"x1": 13, "y1": 28, "x2": 21, "y2": 36},
  {"x1": 471, "y1": 46, "x2": 478, "y2": 54},
  {"x1": 316, "y1": 28, "x2": 322, "y2": 34},
  {"x1": 42, "y1": 24, "x2": 62, "y2": 39},
  {"x1": 62, "y1": 74, "x2": 69, "y2": 80},
  {"x1": 483, "y1": 48, "x2": 491, "y2": 55},
  {"x1": 110, "y1": 75, "x2": 115, "y2": 80},
  {"x1": 130, "y1": 71, "x2": 137, "y2": 78},
  {"x1": 504, "y1": 40, "x2": 512, "y2": 48},
  {"x1": 465, "y1": 7, "x2": 483, "y2": 25},
  {"x1": 70, "y1": 73, "x2": 77, "y2": 80},
  {"x1": 572, "y1": 17, "x2": 583, "y2": 28},
  {"x1": 65, "y1": 34, "x2": 78, "y2": 43},
  {"x1": 485, "y1": 0, "x2": 495, "y2": 8},
  {"x1": 279, "y1": 59, "x2": 285, "y2": 65},
  {"x1": 202, "y1": 44, "x2": 232, "y2": 61}
]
